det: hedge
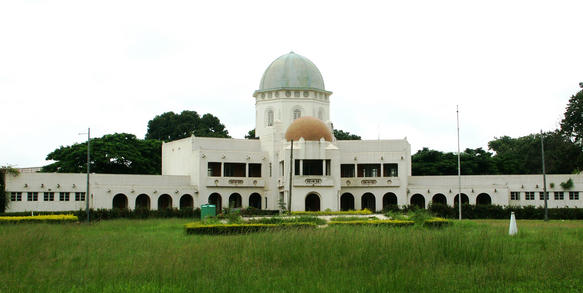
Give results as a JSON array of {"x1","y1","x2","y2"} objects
[
  {"x1": 423, "y1": 218, "x2": 452, "y2": 228},
  {"x1": 328, "y1": 219, "x2": 414, "y2": 227},
  {"x1": 428, "y1": 204, "x2": 583, "y2": 220},
  {"x1": 0, "y1": 214, "x2": 78, "y2": 223},
  {"x1": 291, "y1": 209, "x2": 373, "y2": 216},
  {"x1": 0, "y1": 208, "x2": 201, "y2": 221},
  {"x1": 247, "y1": 216, "x2": 327, "y2": 225},
  {"x1": 239, "y1": 208, "x2": 280, "y2": 217},
  {"x1": 184, "y1": 222, "x2": 317, "y2": 235}
]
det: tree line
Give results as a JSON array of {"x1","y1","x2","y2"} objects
[
  {"x1": 39, "y1": 85, "x2": 583, "y2": 175},
  {"x1": 413, "y1": 85, "x2": 583, "y2": 175}
]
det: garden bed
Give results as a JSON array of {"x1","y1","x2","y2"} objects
[
  {"x1": 0, "y1": 214, "x2": 78, "y2": 223},
  {"x1": 184, "y1": 222, "x2": 317, "y2": 235}
]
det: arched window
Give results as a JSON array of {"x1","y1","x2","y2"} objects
[
  {"x1": 293, "y1": 109, "x2": 301, "y2": 120},
  {"x1": 267, "y1": 110, "x2": 274, "y2": 126},
  {"x1": 318, "y1": 108, "x2": 324, "y2": 120}
]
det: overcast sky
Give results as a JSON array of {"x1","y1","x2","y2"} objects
[{"x1": 1, "y1": 0, "x2": 582, "y2": 168}]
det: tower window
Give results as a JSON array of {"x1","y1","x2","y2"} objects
[
  {"x1": 293, "y1": 109, "x2": 301, "y2": 120},
  {"x1": 267, "y1": 110, "x2": 274, "y2": 126}
]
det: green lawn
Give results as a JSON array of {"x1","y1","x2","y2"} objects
[{"x1": 1, "y1": 219, "x2": 582, "y2": 292}]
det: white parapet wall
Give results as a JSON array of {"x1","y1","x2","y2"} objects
[
  {"x1": 408, "y1": 174, "x2": 583, "y2": 208},
  {"x1": 5, "y1": 173, "x2": 194, "y2": 212}
]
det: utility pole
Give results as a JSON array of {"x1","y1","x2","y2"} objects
[
  {"x1": 457, "y1": 106, "x2": 462, "y2": 220},
  {"x1": 541, "y1": 130, "x2": 548, "y2": 221}
]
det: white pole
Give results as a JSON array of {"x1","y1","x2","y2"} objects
[
  {"x1": 86, "y1": 128, "x2": 90, "y2": 222},
  {"x1": 457, "y1": 106, "x2": 462, "y2": 220},
  {"x1": 509, "y1": 211, "x2": 518, "y2": 235}
]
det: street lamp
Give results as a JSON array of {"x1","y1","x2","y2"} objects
[
  {"x1": 79, "y1": 128, "x2": 90, "y2": 222},
  {"x1": 541, "y1": 130, "x2": 548, "y2": 221}
]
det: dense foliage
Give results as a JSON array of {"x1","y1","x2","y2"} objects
[
  {"x1": 42, "y1": 133, "x2": 162, "y2": 174},
  {"x1": 333, "y1": 129, "x2": 361, "y2": 140},
  {"x1": 244, "y1": 129, "x2": 258, "y2": 139},
  {"x1": 0, "y1": 166, "x2": 19, "y2": 213},
  {"x1": 145, "y1": 110, "x2": 230, "y2": 141},
  {"x1": 560, "y1": 88, "x2": 583, "y2": 145},
  {"x1": 413, "y1": 130, "x2": 583, "y2": 175}
]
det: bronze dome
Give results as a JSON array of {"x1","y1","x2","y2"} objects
[{"x1": 285, "y1": 116, "x2": 332, "y2": 142}]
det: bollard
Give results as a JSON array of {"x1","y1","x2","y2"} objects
[{"x1": 509, "y1": 212, "x2": 518, "y2": 236}]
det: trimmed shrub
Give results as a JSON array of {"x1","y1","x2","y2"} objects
[
  {"x1": 0, "y1": 214, "x2": 78, "y2": 223},
  {"x1": 239, "y1": 207, "x2": 280, "y2": 217},
  {"x1": 291, "y1": 209, "x2": 373, "y2": 216},
  {"x1": 184, "y1": 222, "x2": 317, "y2": 235},
  {"x1": 423, "y1": 218, "x2": 452, "y2": 228},
  {"x1": 328, "y1": 219, "x2": 414, "y2": 227},
  {"x1": 1, "y1": 208, "x2": 202, "y2": 221},
  {"x1": 248, "y1": 216, "x2": 327, "y2": 225},
  {"x1": 329, "y1": 216, "x2": 378, "y2": 222}
]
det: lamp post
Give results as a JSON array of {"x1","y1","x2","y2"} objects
[
  {"x1": 288, "y1": 140, "x2": 293, "y2": 213},
  {"x1": 457, "y1": 105, "x2": 462, "y2": 220},
  {"x1": 79, "y1": 128, "x2": 90, "y2": 222},
  {"x1": 541, "y1": 130, "x2": 548, "y2": 221}
]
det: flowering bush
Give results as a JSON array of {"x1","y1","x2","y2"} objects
[
  {"x1": 0, "y1": 214, "x2": 78, "y2": 223},
  {"x1": 423, "y1": 218, "x2": 452, "y2": 228}
]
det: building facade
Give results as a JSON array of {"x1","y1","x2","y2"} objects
[{"x1": 5, "y1": 52, "x2": 583, "y2": 212}]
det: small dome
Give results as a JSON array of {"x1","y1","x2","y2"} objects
[
  {"x1": 285, "y1": 116, "x2": 332, "y2": 142},
  {"x1": 258, "y1": 52, "x2": 326, "y2": 92}
]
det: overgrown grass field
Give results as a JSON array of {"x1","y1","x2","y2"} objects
[{"x1": 1, "y1": 219, "x2": 582, "y2": 292}]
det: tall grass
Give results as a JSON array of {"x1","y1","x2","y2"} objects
[{"x1": 0, "y1": 219, "x2": 582, "y2": 292}]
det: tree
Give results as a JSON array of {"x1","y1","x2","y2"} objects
[
  {"x1": 42, "y1": 133, "x2": 162, "y2": 175},
  {"x1": 145, "y1": 111, "x2": 230, "y2": 142},
  {"x1": 489, "y1": 131, "x2": 582, "y2": 174},
  {"x1": 560, "y1": 87, "x2": 583, "y2": 145},
  {"x1": 412, "y1": 147, "x2": 498, "y2": 176},
  {"x1": 245, "y1": 129, "x2": 258, "y2": 139},
  {"x1": 0, "y1": 166, "x2": 19, "y2": 213},
  {"x1": 412, "y1": 148, "x2": 457, "y2": 175},
  {"x1": 334, "y1": 129, "x2": 361, "y2": 140}
]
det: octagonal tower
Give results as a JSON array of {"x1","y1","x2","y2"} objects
[{"x1": 253, "y1": 52, "x2": 332, "y2": 140}]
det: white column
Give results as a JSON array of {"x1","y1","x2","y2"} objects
[{"x1": 299, "y1": 160, "x2": 303, "y2": 176}]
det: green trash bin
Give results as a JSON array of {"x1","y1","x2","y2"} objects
[{"x1": 201, "y1": 204, "x2": 216, "y2": 221}]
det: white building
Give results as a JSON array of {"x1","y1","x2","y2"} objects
[{"x1": 5, "y1": 52, "x2": 583, "y2": 213}]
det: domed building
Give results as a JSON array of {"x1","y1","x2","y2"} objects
[{"x1": 5, "y1": 52, "x2": 583, "y2": 213}]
